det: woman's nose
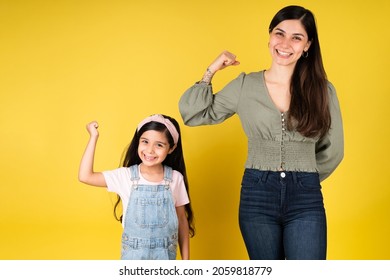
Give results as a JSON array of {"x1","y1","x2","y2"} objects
[{"x1": 279, "y1": 36, "x2": 289, "y2": 46}]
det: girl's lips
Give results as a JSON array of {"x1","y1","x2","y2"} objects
[{"x1": 143, "y1": 154, "x2": 156, "y2": 161}]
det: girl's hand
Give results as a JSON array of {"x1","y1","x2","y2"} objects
[
  {"x1": 208, "y1": 50, "x2": 240, "y2": 73},
  {"x1": 86, "y1": 121, "x2": 99, "y2": 137}
]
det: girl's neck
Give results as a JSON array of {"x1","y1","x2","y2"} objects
[{"x1": 139, "y1": 163, "x2": 164, "y2": 182}]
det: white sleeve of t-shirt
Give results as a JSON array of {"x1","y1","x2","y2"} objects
[
  {"x1": 171, "y1": 170, "x2": 190, "y2": 207},
  {"x1": 102, "y1": 167, "x2": 132, "y2": 208}
]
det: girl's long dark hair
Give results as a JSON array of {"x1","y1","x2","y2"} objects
[
  {"x1": 113, "y1": 115, "x2": 195, "y2": 237},
  {"x1": 269, "y1": 5, "x2": 331, "y2": 139}
]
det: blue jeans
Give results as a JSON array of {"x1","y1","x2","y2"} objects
[{"x1": 239, "y1": 169, "x2": 327, "y2": 260}]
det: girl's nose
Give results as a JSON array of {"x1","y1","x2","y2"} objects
[{"x1": 147, "y1": 145, "x2": 155, "y2": 154}]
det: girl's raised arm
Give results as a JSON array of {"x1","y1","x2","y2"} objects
[{"x1": 78, "y1": 121, "x2": 107, "y2": 187}]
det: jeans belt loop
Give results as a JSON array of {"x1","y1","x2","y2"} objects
[{"x1": 292, "y1": 172, "x2": 298, "y2": 184}]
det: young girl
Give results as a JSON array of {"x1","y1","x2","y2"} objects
[{"x1": 78, "y1": 114, "x2": 194, "y2": 260}]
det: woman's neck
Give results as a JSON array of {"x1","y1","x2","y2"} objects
[
  {"x1": 265, "y1": 64, "x2": 294, "y2": 86},
  {"x1": 264, "y1": 65, "x2": 294, "y2": 113}
]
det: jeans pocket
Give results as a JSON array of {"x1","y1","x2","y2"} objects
[
  {"x1": 135, "y1": 197, "x2": 169, "y2": 228},
  {"x1": 241, "y1": 169, "x2": 263, "y2": 188},
  {"x1": 297, "y1": 172, "x2": 321, "y2": 191}
]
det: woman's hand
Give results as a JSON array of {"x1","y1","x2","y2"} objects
[
  {"x1": 200, "y1": 51, "x2": 240, "y2": 84},
  {"x1": 208, "y1": 50, "x2": 240, "y2": 73}
]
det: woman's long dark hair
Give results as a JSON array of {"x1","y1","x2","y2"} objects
[
  {"x1": 269, "y1": 5, "x2": 331, "y2": 139},
  {"x1": 113, "y1": 115, "x2": 195, "y2": 237}
]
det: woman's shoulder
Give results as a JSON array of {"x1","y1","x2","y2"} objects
[
  {"x1": 236, "y1": 70, "x2": 264, "y2": 79},
  {"x1": 326, "y1": 80, "x2": 335, "y2": 91},
  {"x1": 234, "y1": 70, "x2": 265, "y2": 86},
  {"x1": 326, "y1": 80, "x2": 339, "y2": 99}
]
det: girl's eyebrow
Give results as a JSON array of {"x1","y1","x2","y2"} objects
[
  {"x1": 140, "y1": 137, "x2": 167, "y2": 145},
  {"x1": 275, "y1": 28, "x2": 305, "y2": 37}
]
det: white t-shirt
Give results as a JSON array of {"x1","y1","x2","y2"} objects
[{"x1": 102, "y1": 165, "x2": 189, "y2": 227}]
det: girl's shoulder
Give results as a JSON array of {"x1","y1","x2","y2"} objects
[
  {"x1": 103, "y1": 166, "x2": 130, "y2": 175},
  {"x1": 170, "y1": 169, "x2": 184, "y2": 183},
  {"x1": 172, "y1": 169, "x2": 184, "y2": 177}
]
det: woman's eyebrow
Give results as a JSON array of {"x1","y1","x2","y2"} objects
[
  {"x1": 275, "y1": 28, "x2": 305, "y2": 37},
  {"x1": 275, "y1": 28, "x2": 285, "y2": 33}
]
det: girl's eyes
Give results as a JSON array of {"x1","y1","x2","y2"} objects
[
  {"x1": 140, "y1": 140, "x2": 165, "y2": 148},
  {"x1": 292, "y1": 36, "x2": 302, "y2": 41}
]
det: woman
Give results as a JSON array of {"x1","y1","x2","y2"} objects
[{"x1": 179, "y1": 5, "x2": 343, "y2": 259}]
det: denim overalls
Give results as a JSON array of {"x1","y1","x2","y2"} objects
[{"x1": 121, "y1": 164, "x2": 178, "y2": 260}]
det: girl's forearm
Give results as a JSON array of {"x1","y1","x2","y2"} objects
[
  {"x1": 178, "y1": 222, "x2": 190, "y2": 260},
  {"x1": 78, "y1": 136, "x2": 106, "y2": 187},
  {"x1": 176, "y1": 206, "x2": 190, "y2": 260}
]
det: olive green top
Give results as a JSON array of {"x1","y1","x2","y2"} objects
[{"x1": 179, "y1": 70, "x2": 344, "y2": 181}]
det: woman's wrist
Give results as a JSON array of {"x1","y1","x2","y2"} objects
[{"x1": 199, "y1": 68, "x2": 215, "y2": 84}]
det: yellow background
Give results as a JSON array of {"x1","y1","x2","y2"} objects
[{"x1": 1, "y1": 0, "x2": 389, "y2": 260}]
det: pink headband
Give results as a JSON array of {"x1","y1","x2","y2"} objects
[{"x1": 137, "y1": 114, "x2": 179, "y2": 144}]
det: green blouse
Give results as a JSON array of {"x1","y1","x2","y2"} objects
[{"x1": 179, "y1": 70, "x2": 344, "y2": 181}]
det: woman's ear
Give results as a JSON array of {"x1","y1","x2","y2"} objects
[{"x1": 305, "y1": 40, "x2": 312, "y2": 51}]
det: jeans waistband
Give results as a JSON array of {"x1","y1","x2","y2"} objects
[{"x1": 259, "y1": 170, "x2": 300, "y2": 184}]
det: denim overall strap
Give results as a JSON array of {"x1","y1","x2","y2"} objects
[
  {"x1": 129, "y1": 164, "x2": 140, "y2": 182},
  {"x1": 163, "y1": 165, "x2": 173, "y2": 186}
]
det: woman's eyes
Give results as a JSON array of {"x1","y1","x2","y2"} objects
[{"x1": 274, "y1": 32, "x2": 302, "y2": 41}]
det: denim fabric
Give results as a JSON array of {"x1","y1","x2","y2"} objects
[
  {"x1": 121, "y1": 165, "x2": 178, "y2": 260},
  {"x1": 239, "y1": 169, "x2": 327, "y2": 260}
]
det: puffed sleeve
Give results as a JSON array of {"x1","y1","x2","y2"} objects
[
  {"x1": 316, "y1": 82, "x2": 344, "y2": 181},
  {"x1": 178, "y1": 73, "x2": 245, "y2": 126}
]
